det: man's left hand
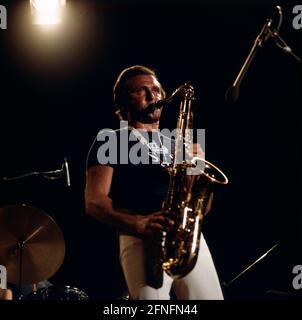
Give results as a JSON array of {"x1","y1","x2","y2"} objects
[{"x1": 186, "y1": 143, "x2": 205, "y2": 159}]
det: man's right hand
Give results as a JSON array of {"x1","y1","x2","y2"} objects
[{"x1": 135, "y1": 211, "x2": 174, "y2": 236}]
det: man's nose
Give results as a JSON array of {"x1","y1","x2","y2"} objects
[{"x1": 145, "y1": 89, "x2": 156, "y2": 102}]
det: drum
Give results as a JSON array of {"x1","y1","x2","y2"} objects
[{"x1": 26, "y1": 285, "x2": 89, "y2": 300}]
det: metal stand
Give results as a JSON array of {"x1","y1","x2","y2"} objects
[
  {"x1": 1, "y1": 158, "x2": 71, "y2": 187},
  {"x1": 223, "y1": 243, "x2": 279, "y2": 288},
  {"x1": 17, "y1": 241, "x2": 24, "y2": 300},
  {"x1": 226, "y1": 5, "x2": 301, "y2": 103}
]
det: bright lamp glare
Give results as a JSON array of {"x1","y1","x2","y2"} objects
[{"x1": 30, "y1": 0, "x2": 66, "y2": 25}]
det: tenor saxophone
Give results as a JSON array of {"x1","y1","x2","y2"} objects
[{"x1": 159, "y1": 84, "x2": 229, "y2": 279}]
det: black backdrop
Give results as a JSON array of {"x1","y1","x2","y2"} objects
[{"x1": 0, "y1": 0, "x2": 301, "y2": 299}]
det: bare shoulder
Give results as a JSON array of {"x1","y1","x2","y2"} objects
[
  {"x1": 85, "y1": 165, "x2": 114, "y2": 197},
  {"x1": 87, "y1": 165, "x2": 114, "y2": 177}
]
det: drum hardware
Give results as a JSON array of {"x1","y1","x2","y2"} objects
[
  {"x1": 0, "y1": 204, "x2": 66, "y2": 299},
  {"x1": 26, "y1": 285, "x2": 89, "y2": 301},
  {"x1": 1, "y1": 158, "x2": 71, "y2": 187}
]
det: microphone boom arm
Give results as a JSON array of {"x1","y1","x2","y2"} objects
[
  {"x1": 233, "y1": 19, "x2": 272, "y2": 89},
  {"x1": 226, "y1": 18, "x2": 272, "y2": 102},
  {"x1": 1, "y1": 158, "x2": 70, "y2": 187},
  {"x1": 226, "y1": 5, "x2": 301, "y2": 103}
]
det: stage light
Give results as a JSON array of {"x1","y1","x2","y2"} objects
[{"x1": 30, "y1": 0, "x2": 66, "y2": 25}]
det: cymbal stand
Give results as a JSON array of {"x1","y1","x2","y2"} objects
[{"x1": 17, "y1": 240, "x2": 25, "y2": 300}]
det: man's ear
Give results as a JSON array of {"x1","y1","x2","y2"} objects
[
  {"x1": 114, "y1": 108, "x2": 124, "y2": 121},
  {"x1": 114, "y1": 105, "x2": 128, "y2": 121}
]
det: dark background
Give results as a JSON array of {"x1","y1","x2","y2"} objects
[{"x1": 0, "y1": 0, "x2": 301, "y2": 300}]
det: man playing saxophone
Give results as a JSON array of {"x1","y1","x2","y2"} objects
[{"x1": 85, "y1": 65, "x2": 224, "y2": 300}]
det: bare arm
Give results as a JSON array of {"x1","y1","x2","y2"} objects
[
  {"x1": 0, "y1": 288, "x2": 13, "y2": 300},
  {"x1": 85, "y1": 166, "x2": 172, "y2": 235}
]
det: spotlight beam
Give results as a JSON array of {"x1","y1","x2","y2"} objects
[{"x1": 30, "y1": 0, "x2": 66, "y2": 25}]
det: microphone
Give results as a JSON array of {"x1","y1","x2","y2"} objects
[
  {"x1": 225, "y1": 18, "x2": 273, "y2": 103},
  {"x1": 63, "y1": 158, "x2": 71, "y2": 187}
]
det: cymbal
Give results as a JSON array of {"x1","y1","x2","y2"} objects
[{"x1": 0, "y1": 204, "x2": 65, "y2": 285}]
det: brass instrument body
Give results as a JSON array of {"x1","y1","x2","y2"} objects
[{"x1": 161, "y1": 84, "x2": 228, "y2": 279}]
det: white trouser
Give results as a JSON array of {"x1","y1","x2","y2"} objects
[{"x1": 119, "y1": 233, "x2": 224, "y2": 300}]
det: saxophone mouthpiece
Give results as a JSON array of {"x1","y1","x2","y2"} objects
[{"x1": 144, "y1": 100, "x2": 166, "y2": 114}]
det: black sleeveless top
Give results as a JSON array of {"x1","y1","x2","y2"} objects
[{"x1": 86, "y1": 127, "x2": 174, "y2": 214}]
